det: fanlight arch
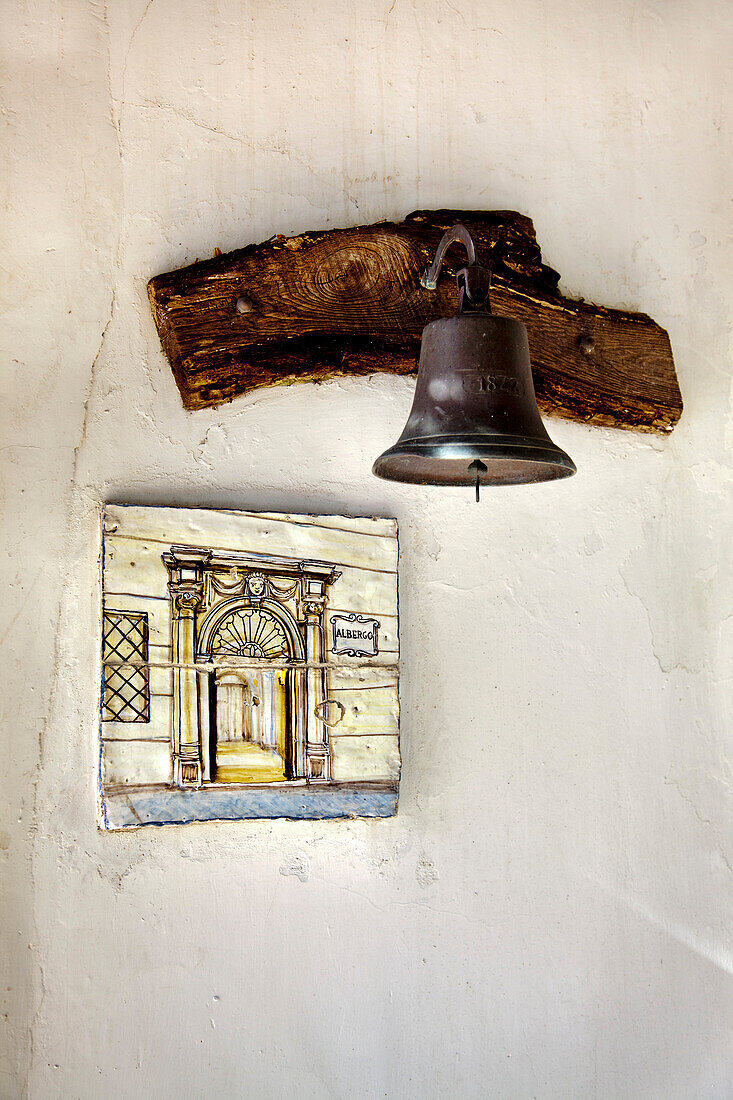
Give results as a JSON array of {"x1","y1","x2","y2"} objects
[
  {"x1": 197, "y1": 596, "x2": 305, "y2": 661},
  {"x1": 210, "y1": 607, "x2": 288, "y2": 660}
]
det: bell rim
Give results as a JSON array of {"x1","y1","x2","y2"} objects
[{"x1": 372, "y1": 438, "x2": 577, "y2": 486}]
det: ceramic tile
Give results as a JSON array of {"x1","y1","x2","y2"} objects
[{"x1": 99, "y1": 504, "x2": 399, "y2": 828}]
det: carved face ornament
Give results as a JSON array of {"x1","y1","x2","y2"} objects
[{"x1": 247, "y1": 572, "x2": 266, "y2": 597}]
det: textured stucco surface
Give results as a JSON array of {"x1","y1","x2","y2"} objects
[{"x1": 1, "y1": 1, "x2": 731, "y2": 1096}]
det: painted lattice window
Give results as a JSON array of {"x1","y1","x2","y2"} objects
[{"x1": 102, "y1": 611, "x2": 150, "y2": 722}]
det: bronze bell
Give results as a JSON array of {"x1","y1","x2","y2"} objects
[{"x1": 372, "y1": 225, "x2": 576, "y2": 499}]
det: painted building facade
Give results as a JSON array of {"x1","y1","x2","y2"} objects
[{"x1": 100, "y1": 505, "x2": 399, "y2": 827}]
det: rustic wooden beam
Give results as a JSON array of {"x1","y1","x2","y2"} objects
[{"x1": 148, "y1": 210, "x2": 682, "y2": 433}]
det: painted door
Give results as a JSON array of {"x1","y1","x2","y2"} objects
[{"x1": 214, "y1": 667, "x2": 289, "y2": 783}]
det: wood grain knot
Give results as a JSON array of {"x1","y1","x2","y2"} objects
[{"x1": 290, "y1": 235, "x2": 419, "y2": 319}]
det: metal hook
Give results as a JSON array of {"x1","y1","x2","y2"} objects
[
  {"x1": 420, "y1": 224, "x2": 492, "y2": 313},
  {"x1": 420, "y1": 224, "x2": 477, "y2": 290}
]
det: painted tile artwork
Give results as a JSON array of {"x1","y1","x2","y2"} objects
[{"x1": 99, "y1": 505, "x2": 400, "y2": 828}]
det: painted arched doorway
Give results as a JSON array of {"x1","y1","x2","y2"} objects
[
  {"x1": 163, "y1": 548, "x2": 336, "y2": 788},
  {"x1": 207, "y1": 605, "x2": 294, "y2": 784}
]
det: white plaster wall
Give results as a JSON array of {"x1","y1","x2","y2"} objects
[{"x1": 2, "y1": 1, "x2": 731, "y2": 1095}]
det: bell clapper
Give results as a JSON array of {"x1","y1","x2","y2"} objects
[{"x1": 468, "y1": 459, "x2": 488, "y2": 502}]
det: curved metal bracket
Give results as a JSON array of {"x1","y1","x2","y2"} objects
[
  {"x1": 420, "y1": 225, "x2": 477, "y2": 289},
  {"x1": 420, "y1": 223, "x2": 492, "y2": 314}
]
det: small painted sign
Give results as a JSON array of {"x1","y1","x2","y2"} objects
[{"x1": 331, "y1": 613, "x2": 380, "y2": 658}]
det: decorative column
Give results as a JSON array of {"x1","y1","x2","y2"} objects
[
  {"x1": 171, "y1": 588, "x2": 204, "y2": 785},
  {"x1": 303, "y1": 595, "x2": 329, "y2": 781},
  {"x1": 290, "y1": 668, "x2": 307, "y2": 780},
  {"x1": 163, "y1": 548, "x2": 211, "y2": 788}
]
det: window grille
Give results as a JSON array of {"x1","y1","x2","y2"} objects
[{"x1": 102, "y1": 611, "x2": 150, "y2": 722}]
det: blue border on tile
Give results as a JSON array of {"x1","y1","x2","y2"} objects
[{"x1": 102, "y1": 783, "x2": 399, "y2": 828}]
